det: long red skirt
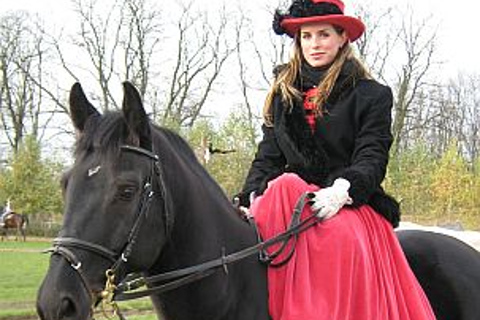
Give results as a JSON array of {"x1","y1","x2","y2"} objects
[{"x1": 250, "y1": 173, "x2": 436, "y2": 320}]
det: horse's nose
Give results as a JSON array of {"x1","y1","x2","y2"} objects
[
  {"x1": 59, "y1": 297, "x2": 77, "y2": 318},
  {"x1": 37, "y1": 295, "x2": 89, "y2": 320},
  {"x1": 37, "y1": 281, "x2": 92, "y2": 320}
]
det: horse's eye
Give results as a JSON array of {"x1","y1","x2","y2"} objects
[{"x1": 117, "y1": 185, "x2": 137, "y2": 201}]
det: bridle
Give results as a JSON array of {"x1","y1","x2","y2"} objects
[
  {"x1": 46, "y1": 144, "x2": 168, "y2": 318},
  {"x1": 46, "y1": 144, "x2": 322, "y2": 318}
]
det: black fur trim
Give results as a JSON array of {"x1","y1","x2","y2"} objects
[
  {"x1": 369, "y1": 192, "x2": 401, "y2": 227},
  {"x1": 342, "y1": 168, "x2": 371, "y2": 204},
  {"x1": 284, "y1": 97, "x2": 330, "y2": 186},
  {"x1": 342, "y1": 168, "x2": 400, "y2": 227}
]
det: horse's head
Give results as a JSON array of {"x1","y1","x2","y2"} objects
[{"x1": 37, "y1": 82, "x2": 171, "y2": 320}]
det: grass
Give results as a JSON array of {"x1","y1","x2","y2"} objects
[
  {"x1": 0, "y1": 242, "x2": 49, "y2": 303},
  {"x1": 0, "y1": 239, "x2": 158, "y2": 320}
]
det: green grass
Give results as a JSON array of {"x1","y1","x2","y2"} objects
[
  {"x1": 0, "y1": 239, "x2": 157, "y2": 320},
  {"x1": 0, "y1": 242, "x2": 49, "y2": 303},
  {"x1": 0, "y1": 239, "x2": 50, "y2": 250}
]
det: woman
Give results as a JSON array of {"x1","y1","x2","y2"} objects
[
  {"x1": 1, "y1": 199, "x2": 12, "y2": 225},
  {"x1": 234, "y1": 0, "x2": 436, "y2": 319}
]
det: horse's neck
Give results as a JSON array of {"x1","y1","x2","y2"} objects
[
  {"x1": 160, "y1": 156, "x2": 252, "y2": 260},
  {"x1": 167, "y1": 202, "x2": 252, "y2": 263},
  {"x1": 152, "y1": 171, "x2": 257, "y2": 270},
  {"x1": 151, "y1": 212, "x2": 262, "y2": 319},
  {"x1": 149, "y1": 172, "x2": 267, "y2": 319}
]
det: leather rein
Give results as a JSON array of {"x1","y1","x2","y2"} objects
[{"x1": 45, "y1": 144, "x2": 322, "y2": 310}]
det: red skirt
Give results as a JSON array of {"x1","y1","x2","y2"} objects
[{"x1": 250, "y1": 173, "x2": 436, "y2": 320}]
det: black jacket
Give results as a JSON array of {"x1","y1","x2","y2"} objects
[{"x1": 237, "y1": 66, "x2": 400, "y2": 227}]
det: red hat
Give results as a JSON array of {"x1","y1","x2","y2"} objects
[{"x1": 273, "y1": 0, "x2": 365, "y2": 42}]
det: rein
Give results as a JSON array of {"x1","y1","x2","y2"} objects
[
  {"x1": 45, "y1": 144, "x2": 322, "y2": 316},
  {"x1": 113, "y1": 192, "x2": 320, "y2": 301}
]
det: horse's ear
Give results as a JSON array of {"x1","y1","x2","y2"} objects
[
  {"x1": 122, "y1": 82, "x2": 152, "y2": 149},
  {"x1": 69, "y1": 82, "x2": 100, "y2": 133}
]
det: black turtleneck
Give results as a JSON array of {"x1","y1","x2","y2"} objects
[{"x1": 297, "y1": 60, "x2": 329, "y2": 91}]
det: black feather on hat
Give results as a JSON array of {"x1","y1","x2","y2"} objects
[{"x1": 273, "y1": 0, "x2": 365, "y2": 41}]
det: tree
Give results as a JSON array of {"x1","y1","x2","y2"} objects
[
  {"x1": 429, "y1": 142, "x2": 476, "y2": 223},
  {"x1": 384, "y1": 143, "x2": 435, "y2": 222},
  {"x1": 445, "y1": 74, "x2": 480, "y2": 165},
  {"x1": 185, "y1": 109, "x2": 258, "y2": 198},
  {"x1": 353, "y1": 1, "x2": 399, "y2": 82},
  {"x1": 230, "y1": 1, "x2": 291, "y2": 147},
  {"x1": 352, "y1": 3, "x2": 441, "y2": 157},
  {"x1": 0, "y1": 135, "x2": 63, "y2": 215},
  {"x1": 0, "y1": 12, "x2": 53, "y2": 153},
  {"x1": 390, "y1": 8, "x2": 439, "y2": 155},
  {"x1": 161, "y1": 1, "x2": 238, "y2": 127}
]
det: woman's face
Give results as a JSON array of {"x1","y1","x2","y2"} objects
[{"x1": 300, "y1": 23, "x2": 347, "y2": 68}]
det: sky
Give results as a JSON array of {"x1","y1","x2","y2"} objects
[
  {"x1": 0, "y1": 0, "x2": 478, "y2": 77},
  {"x1": 371, "y1": 0, "x2": 479, "y2": 77},
  {"x1": 0, "y1": 0, "x2": 479, "y2": 162}
]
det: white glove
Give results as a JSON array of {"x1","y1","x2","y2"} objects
[{"x1": 310, "y1": 178, "x2": 353, "y2": 220}]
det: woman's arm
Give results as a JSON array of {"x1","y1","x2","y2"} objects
[
  {"x1": 235, "y1": 124, "x2": 286, "y2": 207},
  {"x1": 341, "y1": 85, "x2": 394, "y2": 205}
]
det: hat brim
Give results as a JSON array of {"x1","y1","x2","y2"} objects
[{"x1": 281, "y1": 15, "x2": 365, "y2": 42}]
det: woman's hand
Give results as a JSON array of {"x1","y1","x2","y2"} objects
[
  {"x1": 233, "y1": 196, "x2": 254, "y2": 221},
  {"x1": 310, "y1": 178, "x2": 352, "y2": 220}
]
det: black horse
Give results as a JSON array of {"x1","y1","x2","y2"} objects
[
  {"x1": 37, "y1": 82, "x2": 480, "y2": 320},
  {"x1": 397, "y1": 229, "x2": 480, "y2": 319}
]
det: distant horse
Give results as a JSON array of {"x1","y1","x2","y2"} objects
[
  {"x1": 36, "y1": 82, "x2": 480, "y2": 320},
  {"x1": 1, "y1": 211, "x2": 29, "y2": 241}
]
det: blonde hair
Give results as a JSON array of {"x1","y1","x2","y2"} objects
[{"x1": 263, "y1": 28, "x2": 371, "y2": 126}]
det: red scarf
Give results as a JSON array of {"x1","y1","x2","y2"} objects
[{"x1": 303, "y1": 87, "x2": 318, "y2": 133}]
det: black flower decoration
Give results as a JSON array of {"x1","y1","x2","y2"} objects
[
  {"x1": 272, "y1": 10, "x2": 286, "y2": 35},
  {"x1": 288, "y1": 0, "x2": 342, "y2": 18},
  {"x1": 289, "y1": 0, "x2": 306, "y2": 17}
]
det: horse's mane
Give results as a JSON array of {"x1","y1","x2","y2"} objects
[
  {"x1": 151, "y1": 124, "x2": 228, "y2": 192},
  {"x1": 74, "y1": 111, "x2": 220, "y2": 191},
  {"x1": 151, "y1": 124, "x2": 201, "y2": 164},
  {"x1": 75, "y1": 112, "x2": 126, "y2": 163}
]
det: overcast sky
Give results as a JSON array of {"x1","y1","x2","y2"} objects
[
  {"x1": 1, "y1": 0, "x2": 478, "y2": 78},
  {"x1": 0, "y1": 0, "x2": 478, "y2": 163}
]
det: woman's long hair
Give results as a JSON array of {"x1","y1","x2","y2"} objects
[{"x1": 263, "y1": 27, "x2": 371, "y2": 126}]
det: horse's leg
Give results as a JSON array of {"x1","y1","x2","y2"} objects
[
  {"x1": 21, "y1": 226, "x2": 26, "y2": 241},
  {"x1": 16, "y1": 226, "x2": 23, "y2": 241},
  {"x1": 21, "y1": 217, "x2": 28, "y2": 241}
]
